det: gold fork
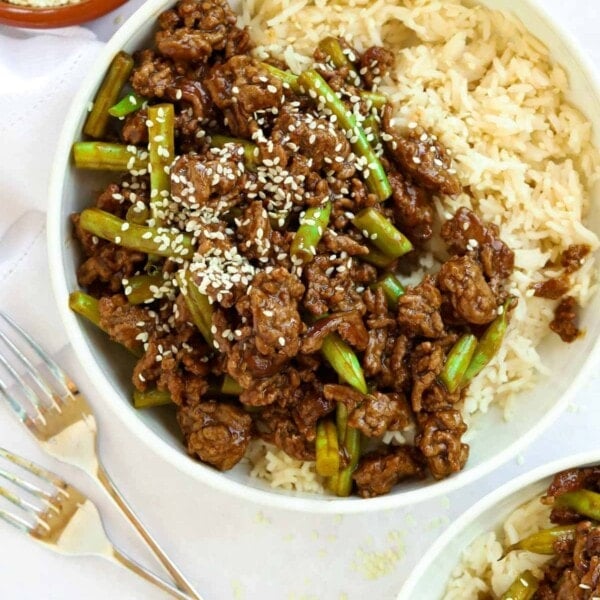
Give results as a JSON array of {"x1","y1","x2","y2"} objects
[
  {"x1": 0, "y1": 447, "x2": 191, "y2": 598},
  {"x1": 0, "y1": 311, "x2": 200, "y2": 599}
]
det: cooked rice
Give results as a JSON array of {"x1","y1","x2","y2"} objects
[
  {"x1": 243, "y1": 0, "x2": 600, "y2": 491},
  {"x1": 443, "y1": 494, "x2": 552, "y2": 598}
]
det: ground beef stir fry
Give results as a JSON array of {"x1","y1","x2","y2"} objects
[
  {"x1": 69, "y1": 0, "x2": 585, "y2": 498},
  {"x1": 492, "y1": 468, "x2": 600, "y2": 599}
]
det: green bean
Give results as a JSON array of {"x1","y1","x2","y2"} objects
[
  {"x1": 147, "y1": 104, "x2": 175, "y2": 223},
  {"x1": 108, "y1": 93, "x2": 145, "y2": 118},
  {"x1": 68, "y1": 291, "x2": 142, "y2": 356},
  {"x1": 68, "y1": 291, "x2": 102, "y2": 328},
  {"x1": 462, "y1": 298, "x2": 514, "y2": 384},
  {"x1": 290, "y1": 202, "x2": 332, "y2": 264},
  {"x1": 316, "y1": 420, "x2": 340, "y2": 477},
  {"x1": 178, "y1": 272, "x2": 213, "y2": 346},
  {"x1": 210, "y1": 134, "x2": 260, "y2": 169},
  {"x1": 318, "y1": 36, "x2": 360, "y2": 82},
  {"x1": 361, "y1": 246, "x2": 396, "y2": 268},
  {"x1": 79, "y1": 208, "x2": 193, "y2": 258},
  {"x1": 363, "y1": 114, "x2": 381, "y2": 146},
  {"x1": 221, "y1": 375, "x2": 242, "y2": 395},
  {"x1": 126, "y1": 203, "x2": 150, "y2": 225},
  {"x1": 321, "y1": 334, "x2": 367, "y2": 395},
  {"x1": 352, "y1": 207, "x2": 413, "y2": 258},
  {"x1": 297, "y1": 69, "x2": 392, "y2": 201},
  {"x1": 439, "y1": 334, "x2": 478, "y2": 393},
  {"x1": 361, "y1": 91, "x2": 388, "y2": 110},
  {"x1": 334, "y1": 426, "x2": 361, "y2": 497},
  {"x1": 555, "y1": 489, "x2": 600, "y2": 521},
  {"x1": 499, "y1": 570, "x2": 538, "y2": 600},
  {"x1": 336, "y1": 401, "x2": 348, "y2": 445},
  {"x1": 260, "y1": 62, "x2": 301, "y2": 93},
  {"x1": 506, "y1": 524, "x2": 578, "y2": 555},
  {"x1": 370, "y1": 273, "x2": 405, "y2": 310},
  {"x1": 264, "y1": 63, "x2": 388, "y2": 111},
  {"x1": 133, "y1": 388, "x2": 172, "y2": 409},
  {"x1": 84, "y1": 51, "x2": 134, "y2": 139},
  {"x1": 125, "y1": 274, "x2": 164, "y2": 305},
  {"x1": 73, "y1": 142, "x2": 148, "y2": 172}
]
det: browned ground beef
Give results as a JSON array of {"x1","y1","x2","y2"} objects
[
  {"x1": 550, "y1": 296, "x2": 581, "y2": 343},
  {"x1": 70, "y1": 0, "x2": 577, "y2": 497}
]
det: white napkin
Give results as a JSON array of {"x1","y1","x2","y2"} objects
[{"x1": 0, "y1": 26, "x2": 103, "y2": 351}]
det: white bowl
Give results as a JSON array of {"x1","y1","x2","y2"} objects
[
  {"x1": 397, "y1": 450, "x2": 600, "y2": 599},
  {"x1": 48, "y1": 0, "x2": 600, "y2": 513}
]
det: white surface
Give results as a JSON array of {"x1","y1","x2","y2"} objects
[{"x1": 1, "y1": 0, "x2": 600, "y2": 598}]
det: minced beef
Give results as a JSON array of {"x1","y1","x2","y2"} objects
[{"x1": 71, "y1": 0, "x2": 574, "y2": 498}]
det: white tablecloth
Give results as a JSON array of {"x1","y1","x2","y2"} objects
[{"x1": 1, "y1": 2, "x2": 599, "y2": 598}]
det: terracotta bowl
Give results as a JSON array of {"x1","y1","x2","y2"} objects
[{"x1": 0, "y1": 0, "x2": 127, "y2": 28}]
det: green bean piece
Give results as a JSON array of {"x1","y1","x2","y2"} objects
[
  {"x1": 336, "y1": 401, "x2": 348, "y2": 445},
  {"x1": 126, "y1": 203, "x2": 150, "y2": 225},
  {"x1": 462, "y1": 298, "x2": 513, "y2": 384},
  {"x1": 316, "y1": 420, "x2": 340, "y2": 477},
  {"x1": 370, "y1": 273, "x2": 405, "y2": 310},
  {"x1": 318, "y1": 36, "x2": 360, "y2": 82},
  {"x1": 210, "y1": 135, "x2": 260, "y2": 169},
  {"x1": 84, "y1": 51, "x2": 134, "y2": 139},
  {"x1": 260, "y1": 62, "x2": 302, "y2": 93},
  {"x1": 321, "y1": 334, "x2": 367, "y2": 395},
  {"x1": 361, "y1": 246, "x2": 396, "y2": 268},
  {"x1": 68, "y1": 291, "x2": 102, "y2": 328},
  {"x1": 133, "y1": 388, "x2": 172, "y2": 409},
  {"x1": 147, "y1": 104, "x2": 175, "y2": 224},
  {"x1": 361, "y1": 91, "x2": 388, "y2": 110},
  {"x1": 221, "y1": 375, "x2": 242, "y2": 395},
  {"x1": 79, "y1": 208, "x2": 193, "y2": 258},
  {"x1": 178, "y1": 272, "x2": 214, "y2": 346},
  {"x1": 506, "y1": 524, "x2": 578, "y2": 555},
  {"x1": 265, "y1": 63, "x2": 388, "y2": 112},
  {"x1": 108, "y1": 93, "x2": 145, "y2": 118},
  {"x1": 290, "y1": 202, "x2": 332, "y2": 265},
  {"x1": 73, "y1": 142, "x2": 148, "y2": 172},
  {"x1": 499, "y1": 570, "x2": 539, "y2": 600},
  {"x1": 363, "y1": 114, "x2": 381, "y2": 146},
  {"x1": 352, "y1": 207, "x2": 413, "y2": 258},
  {"x1": 439, "y1": 334, "x2": 478, "y2": 393},
  {"x1": 297, "y1": 69, "x2": 392, "y2": 201},
  {"x1": 555, "y1": 489, "x2": 600, "y2": 521},
  {"x1": 334, "y1": 426, "x2": 361, "y2": 497},
  {"x1": 125, "y1": 274, "x2": 164, "y2": 305},
  {"x1": 68, "y1": 291, "x2": 142, "y2": 357}
]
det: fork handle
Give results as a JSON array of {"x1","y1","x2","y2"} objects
[
  {"x1": 96, "y1": 465, "x2": 201, "y2": 600},
  {"x1": 110, "y1": 547, "x2": 196, "y2": 600}
]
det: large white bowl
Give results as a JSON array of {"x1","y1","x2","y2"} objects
[
  {"x1": 397, "y1": 450, "x2": 600, "y2": 599},
  {"x1": 48, "y1": 0, "x2": 600, "y2": 513}
]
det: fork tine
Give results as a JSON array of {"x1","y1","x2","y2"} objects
[
  {"x1": 0, "y1": 378, "x2": 31, "y2": 425},
  {"x1": 0, "y1": 448, "x2": 68, "y2": 491},
  {"x1": 0, "y1": 483, "x2": 44, "y2": 515},
  {"x1": 0, "y1": 464, "x2": 55, "y2": 502},
  {"x1": 0, "y1": 311, "x2": 76, "y2": 395},
  {"x1": 0, "y1": 505, "x2": 35, "y2": 533},
  {"x1": 0, "y1": 327, "x2": 59, "y2": 400}
]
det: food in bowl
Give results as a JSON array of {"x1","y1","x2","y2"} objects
[
  {"x1": 444, "y1": 466, "x2": 600, "y2": 599},
  {"x1": 67, "y1": 0, "x2": 598, "y2": 498}
]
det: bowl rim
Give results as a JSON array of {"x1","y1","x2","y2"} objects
[
  {"x1": 47, "y1": 0, "x2": 600, "y2": 513},
  {"x1": 0, "y1": 0, "x2": 127, "y2": 29},
  {"x1": 396, "y1": 449, "x2": 600, "y2": 599}
]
